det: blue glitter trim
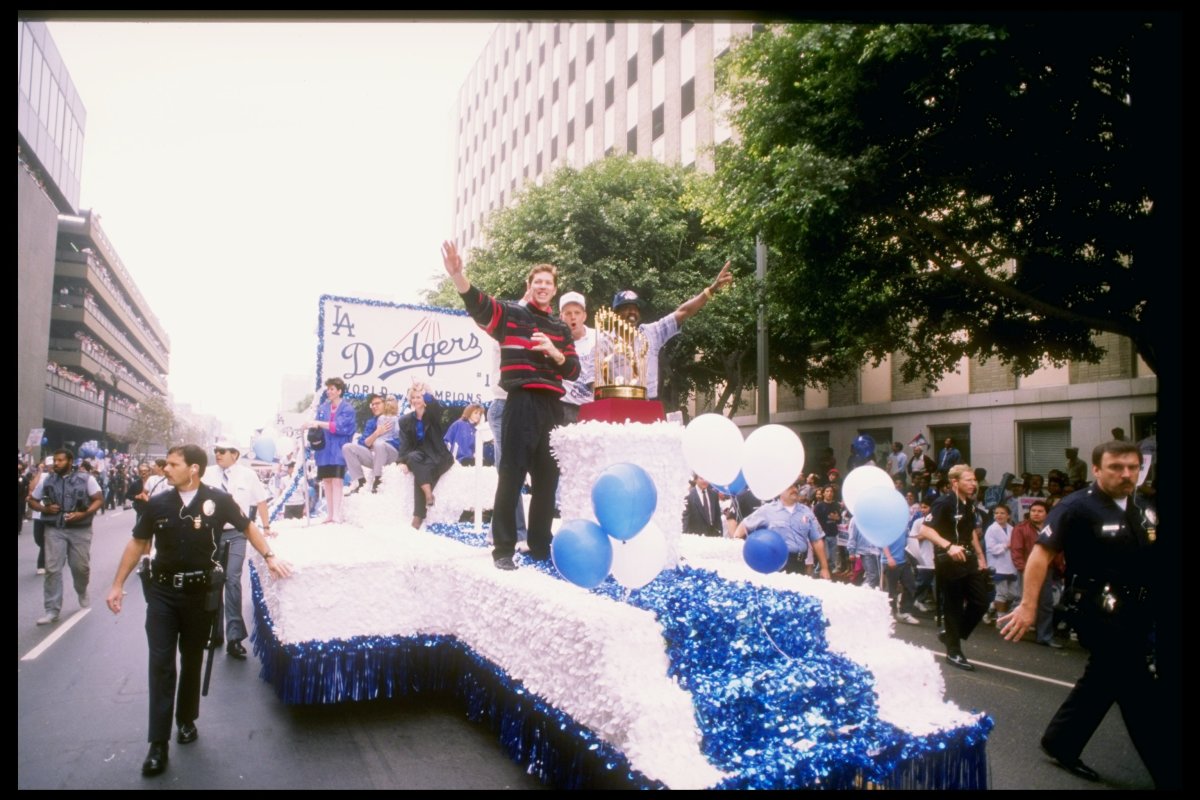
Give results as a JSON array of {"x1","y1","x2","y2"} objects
[{"x1": 250, "y1": 524, "x2": 993, "y2": 789}]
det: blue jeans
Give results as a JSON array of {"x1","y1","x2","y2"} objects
[{"x1": 487, "y1": 398, "x2": 527, "y2": 541}]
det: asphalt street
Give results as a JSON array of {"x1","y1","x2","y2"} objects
[{"x1": 18, "y1": 508, "x2": 1155, "y2": 790}]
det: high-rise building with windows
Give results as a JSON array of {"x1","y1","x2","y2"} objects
[
  {"x1": 19, "y1": 20, "x2": 170, "y2": 454},
  {"x1": 451, "y1": 20, "x2": 754, "y2": 253}
]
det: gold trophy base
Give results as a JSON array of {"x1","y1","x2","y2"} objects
[{"x1": 595, "y1": 384, "x2": 647, "y2": 400}]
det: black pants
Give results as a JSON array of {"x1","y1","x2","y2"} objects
[
  {"x1": 143, "y1": 580, "x2": 210, "y2": 743},
  {"x1": 492, "y1": 389, "x2": 562, "y2": 561},
  {"x1": 1043, "y1": 609, "x2": 1175, "y2": 787},
  {"x1": 936, "y1": 565, "x2": 989, "y2": 656},
  {"x1": 885, "y1": 561, "x2": 918, "y2": 614}
]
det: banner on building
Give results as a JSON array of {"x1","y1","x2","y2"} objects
[{"x1": 316, "y1": 295, "x2": 498, "y2": 405}]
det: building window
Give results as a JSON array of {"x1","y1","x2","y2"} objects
[
  {"x1": 627, "y1": 126, "x2": 638, "y2": 155},
  {"x1": 525, "y1": 113, "x2": 531, "y2": 134},
  {"x1": 606, "y1": 21, "x2": 615, "y2": 41},
  {"x1": 681, "y1": 20, "x2": 694, "y2": 36},
  {"x1": 501, "y1": 142, "x2": 506, "y2": 159},
  {"x1": 605, "y1": 77, "x2": 615, "y2": 108},
  {"x1": 516, "y1": 30, "x2": 521, "y2": 48},
  {"x1": 1017, "y1": 420, "x2": 1066, "y2": 478},
  {"x1": 568, "y1": 61, "x2": 576, "y2": 84},
  {"x1": 538, "y1": 97, "x2": 544, "y2": 118},
  {"x1": 585, "y1": 100, "x2": 594, "y2": 127},
  {"x1": 552, "y1": 82, "x2": 560, "y2": 102},
  {"x1": 586, "y1": 37, "x2": 594, "y2": 63},
  {"x1": 652, "y1": 27, "x2": 664, "y2": 62},
  {"x1": 514, "y1": 78, "x2": 519, "y2": 96},
  {"x1": 627, "y1": 55, "x2": 638, "y2": 86},
  {"x1": 652, "y1": 104, "x2": 664, "y2": 140},
  {"x1": 554, "y1": 24, "x2": 560, "y2": 46},
  {"x1": 551, "y1": 136, "x2": 558, "y2": 160},
  {"x1": 681, "y1": 78, "x2": 695, "y2": 117},
  {"x1": 539, "y1": 43, "x2": 545, "y2": 65},
  {"x1": 526, "y1": 62, "x2": 532, "y2": 82},
  {"x1": 567, "y1": 119, "x2": 575, "y2": 145},
  {"x1": 537, "y1": 152, "x2": 543, "y2": 173}
]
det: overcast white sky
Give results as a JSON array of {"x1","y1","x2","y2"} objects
[{"x1": 46, "y1": 20, "x2": 497, "y2": 441}]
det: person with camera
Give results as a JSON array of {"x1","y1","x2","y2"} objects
[
  {"x1": 105, "y1": 444, "x2": 291, "y2": 777},
  {"x1": 919, "y1": 463, "x2": 989, "y2": 670},
  {"x1": 27, "y1": 448, "x2": 102, "y2": 625}
]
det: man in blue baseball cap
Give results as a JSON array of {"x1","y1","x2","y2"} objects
[{"x1": 611, "y1": 260, "x2": 733, "y2": 400}]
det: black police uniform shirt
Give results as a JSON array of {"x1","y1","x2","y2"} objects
[
  {"x1": 926, "y1": 493, "x2": 979, "y2": 565},
  {"x1": 133, "y1": 483, "x2": 250, "y2": 573},
  {"x1": 1038, "y1": 482, "x2": 1153, "y2": 590}
]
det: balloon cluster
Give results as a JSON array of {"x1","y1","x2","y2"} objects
[
  {"x1": 78, "y1": 441, "x2": 107, "y2": 459},
  {"x1": 841, "y1": 464, "x2": 909, "y2": 548},
  {"x1": 249, "y1": 427, "x2": 301, "y2": 463},
  {"x1": 681, "y1": 414, "x2": 810, "y2": 574},
  {"x1": 552, "y1": 462, "x2": 666, "y2": 591}
]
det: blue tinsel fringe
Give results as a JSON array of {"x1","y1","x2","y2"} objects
[{"x1": 249, "y1": 522, "x2": 991, "y2": 789}]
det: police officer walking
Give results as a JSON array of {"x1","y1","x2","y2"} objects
[
  {"x1": 1001, "y1": 440, "x2": 1175, "y2": 787},
  {"x1": 105, "y1": 444, "x2": 291, "y2": 777},
  {"x1": 919, "y1": 463, "x2": 989, "y2": 671}
]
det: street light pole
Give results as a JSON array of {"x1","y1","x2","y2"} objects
[{"x1": 756, "y1": 236, "x2": 769, "y2": 425}]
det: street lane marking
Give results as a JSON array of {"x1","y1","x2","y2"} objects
[
  {"x1": 924, "y1": 647, "x2": 1075, "y2": 688},
  {"x1": 22, "y1": 609, "x2": 91, "y2": 661}
]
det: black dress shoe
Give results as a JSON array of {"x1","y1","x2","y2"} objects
[
  {"x1": 494, "y1": 556, "x2": 517, "y2": 571},
  {"x1": 142, "y1": 741, "x2": 169, "y2": 776},
  {"x1": 177, "y1": 721, "x2": 198, "y2": 744},
  {"x1": 945, "y1": 653, "x2": 975, "y2": 671},
  {"x1": 1042, "y1": 746, "x2": 1101, "y2": 782},
  {"x1": 227, "y1": 640, "x2": 247, "y2": 660}
]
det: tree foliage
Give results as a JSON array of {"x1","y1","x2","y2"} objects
[
  {"x1": 704, "y1": 20, "x2": 1177, "y2": 386},
  {"x1": 427, "y1": 157, "x2": 757, "y2": 415},
  {"x1": 126, "y1": 394, "x2": 175, "y2": 457}
]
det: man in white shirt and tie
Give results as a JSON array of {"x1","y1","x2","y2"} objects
[{"x1": 201, "y1": 439, "x2": 270, "y2": 659}]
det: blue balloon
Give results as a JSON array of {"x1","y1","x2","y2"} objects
[
  {"x1": 591, "y1": 463, "x2": 657, "y2": 541},
  {"x1": 852, "y1": 434, "x2": 876, "y2": 459},
  {"x1": 41, "y1": 437, "x2": 49, "y2": 446},
  {"x1": 743, "y1": 529, "x2": 790, "y2": 574},
  {"x1": 551, "y1": 519, "x2": 614, "y2": 588},
  {"x1": 253, "y1": 438, "x2": 277, "y2": 463},
  {"x1": 852, "y1": 485, "x2": 911, "y2": 548},
  {"x1": 710, "y1": 470, "x2": 747, "y2": 496}
]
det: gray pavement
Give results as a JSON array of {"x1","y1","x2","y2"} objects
[{"x1": 18, "y1": 509, "x2": 1158, "y2": 789}]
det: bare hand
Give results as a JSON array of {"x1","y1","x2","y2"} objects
[
  {"x1": 266, "y1": 557, "x2": 292, "y2": 579},
  {"x1": 379, "y1": 420, "x2": 395, "y2": 432},
  {"x1": 529, "y1": 331, "x2": 560, "y2": 361},
  {"x1": 999, "y1": 604, "x2": 1035, "y2": 641},
  {"x1": 947, "y1": 544, "x2": 967, "y2": 562},
  {"x1": 441, "y1": 240, "x2": 464, "y2": 277},
  {"x1": 711, "y1": 261, "x2": 733, "y2": 292},
  {"x1": 106, "y1": 586, "x2": 124, "y2": 615}
]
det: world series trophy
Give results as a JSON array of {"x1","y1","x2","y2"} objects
[{"x1": 593, "y1": 307, "x2": 650, "y2": 400}]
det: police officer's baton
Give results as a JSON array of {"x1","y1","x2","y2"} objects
[{"x1": 201, "y1": 540, "x2": 231, "y2": 697}]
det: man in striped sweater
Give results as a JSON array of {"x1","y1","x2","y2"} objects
[{"x1": 442, "y1": 241, "x2": 581, "y2": 570}]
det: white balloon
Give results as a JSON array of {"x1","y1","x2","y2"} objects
[
  {"x1": 740, "y1": 424, "x2": 806, "y2": 501},
  {"x1": 275, "y1": 436, "x2": 298, "y2": 458},
  {"x1": 609, "y1": 522, "x2": 669, "y2": 589},
  {"x1": 681, "y1": 413, "x2": 744, "y2": 486},
  {"x1": 841, "y1": 465, "x2": 896, "y2": 515}
]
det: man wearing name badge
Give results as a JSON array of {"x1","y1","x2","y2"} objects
[
  {"x1": 1000, "y1": 441, "x2": 1175, "y2": 787},
  {"x1": 557, "y1": 291, "x2": 595, "y2": 424},
  {"x1": 200, "y1": 439, "x2": 271, "y2": 660},
  {"x1": 106, "y1": 444, "x2": 291, "y2": 777},
  {"x1": 610, "y1": 260, "x2": 733, "y2": 401},
  {"x1": 733, "y1": 481, "x2": 831, "y2": 578},
  {"x1": 28, "y1": 448, "x2": 103, "y2": 624}
]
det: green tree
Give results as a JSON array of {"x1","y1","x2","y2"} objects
[
  {"x1": 705, "y1": 20, "x2": 1177, "y2": 387},
  {"x1": 428, "y1": 157, "x2": 756, "y2": 415},
  {"x1": 126, "y1": 394, "x2": 175, "y2": 457}
]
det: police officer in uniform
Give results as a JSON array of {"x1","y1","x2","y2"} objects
[
  {"x1": 1001, "y1": 440, "x2": 1174, "y2": 787},
  {"x1": 919, "y1": 463, "x2": 989, "y2": 671},
  {"x1": 106, "y1": 444, "x2": 291, "y2": 777}
]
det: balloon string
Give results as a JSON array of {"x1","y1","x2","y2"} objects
[{"x1": 754, "y1": 584, "x2": 795, "y2": 662}]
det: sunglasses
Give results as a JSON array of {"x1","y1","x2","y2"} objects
[{"x1": 214, "y1": 448, "x2": 232, "y2": 455}]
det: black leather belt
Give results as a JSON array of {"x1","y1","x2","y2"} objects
[{"x1": 151, "y1": 569, "x2": 210, "y2": 589}]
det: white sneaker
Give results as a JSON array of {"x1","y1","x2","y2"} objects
[
  {"x1": 79, "y1": 592, "x2": 91, "y2": 608},
  {"x1": 896, "y1": 612, "x2": 920, "y2": 625},
  {"x1": 37, "y1": 568, "x2": 46, "y2": 575},
  {"x1": 913, "y1": 601, "x2": 930, "y2": 613},
  {"x1": 36, "y1": 613, "x2": 59, "y2": 625}
]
